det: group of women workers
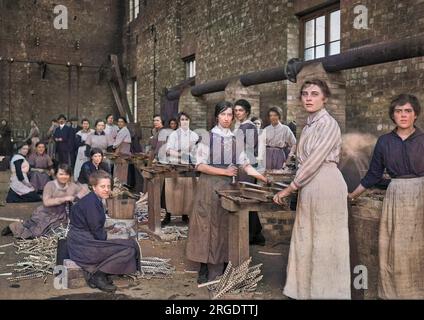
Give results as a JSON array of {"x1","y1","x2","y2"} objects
[{"x1": 1, "y1": 77, "x2": 423, "y2": 299}]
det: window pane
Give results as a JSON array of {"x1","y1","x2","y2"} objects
[
  {"x1": 316, "y1": 16, "x2": 325, "y2": 46},
  {"x1": 330, "y1": 10, "x2": 340, "y2": 42},
  {"x1": 193, "y1": 60, "x2": 196, "y2": 77},
  {"x1": 134, "y1": 0, "x2": 140, "y2": 18},
  {"x1": 304, "y1": 48, "x2": 314, "y2": 61},
  {"x1": 129, "y1": 0, "x2": 134, "y2": 22},
  {"x1": 304, "y1": 19, "x2": 314, "y2": 49},
  {"x1": 316, "y1": 45, "x2": 325, "y2": 58},
  {"x1": 329, "y1": 41, "x2": 340, "y2": 55}
]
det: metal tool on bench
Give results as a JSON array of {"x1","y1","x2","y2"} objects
[{"x1": 238, "y1": 181, "x2": 287, "y2": 202}]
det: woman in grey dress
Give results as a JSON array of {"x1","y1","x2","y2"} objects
[
  {"x1": 28, "y1": 142, "x2": 55, "y2": 193},
  {"x1": 2, "y1": 164, "x2": 88, "y2": 238},
  {"x1": 186, "y1": 101, "x2": 269, "y2": 284}
]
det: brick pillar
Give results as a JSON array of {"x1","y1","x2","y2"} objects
[
  {"x1": 224, "y1": 79, "x2": 260, "y2": 118},
  {"x1": 286, "y1": 62, "x2": 346, "y2": 138},
  {"x1": 178, "y1": 87, "x2": 208, "y2": 130}
]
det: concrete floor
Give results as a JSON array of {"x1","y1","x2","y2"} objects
[{"x1": 0, "y1": 171, "x2": 289, "y2": 300}]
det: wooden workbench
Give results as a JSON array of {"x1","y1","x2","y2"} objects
[
  {"x1": 217, "y1": 189, "x2": 292, "y2": 267},
  {"x1": 139, "y1": 164, "x2": 199, "y2": 235}
]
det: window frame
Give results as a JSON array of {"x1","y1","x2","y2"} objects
[
  {"x1": 299, "y1": 3, "x2": 340, "y2": 61},
  {"x1": 183, "y1": 55, "x2": 196, "y2": 79},
  {"x1": 128, "y1": 0, "x2": 140, "y2": 23}
]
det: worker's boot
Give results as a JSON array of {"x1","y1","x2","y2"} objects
[
  {"x1": 182, "y1": 215, "x2": 189, "y2": 224},
  {"x1": 197, "y1": 263, "x2": 208, "y2": 284},
  {"x1": 1, "y1": 226, "x2": 12, "y2": 237},
  {"x1": 161, "y1": 212, "x2": 171, "y2": 227},
  {"x1": 91, "y1": 271, "x2": 117, "y2": 293}
]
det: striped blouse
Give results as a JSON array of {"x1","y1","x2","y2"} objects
[{"x1": 291, "y1": 108, "x2": 342, "y2": 190}]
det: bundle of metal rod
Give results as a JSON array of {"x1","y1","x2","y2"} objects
[
  {"x1": 5, "y1": 225, "x2": 69, "y2": 283},
  {"x1": 132, "y1": 257, "x2": 176, "y2": 279},
  {"x1": 160, "y1": 226, "x2": 189, "y2": 241},
  {"x1": 110, "y1": 178, "x2": 141, "y2": 199},
  {"x1": 206, "y1": 257, "x2": 263, "y2": 299}
]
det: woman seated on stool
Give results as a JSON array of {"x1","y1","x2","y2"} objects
[
  {"x1": 28, "y1": 142, "x2": 55, "y2": 193},
  {"x1": 6, "y1": 142, "x2": 41, "y2": 203},
  {"x1": 67, "y1": 170, "x2": 141, "y2": 293},
  {"x1": 78, "y1": 148, "x2": 110, "y2": 186},
  {"x1": 2, "y1": 164, "x2": 89, "y2": 238}
]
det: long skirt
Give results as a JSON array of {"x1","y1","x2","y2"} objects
[
  {"x1": 238, "y1": 168, "x2": 263, "y2": 241},
  {"x1": 186, "y1": 174, "x2": 234, "y2": 273},
  {"x1": 378, "y1": 177, "x2": 424, "y2": 299},
  {"x1": 67, "y1": 227, "x2": 141, "y2": 275},
  {"x1": 73, "y1": 147, "x2": 88, "y2": 182},
  {"x1": 284, "y1": 163, "x2": 351, "y2": 299},
  {"x1": 6, "y1": 189, "x2": 41, "y2": 203},
  {"x1": 266, "y1": 146, "x2": 286, "y2": 170},
  {"x1": 29, "y1": 172, "x2": 51, "y2": 192},
  {"x1": 165, "y1": 177, "x2": 196, "y2": 216},
  {"x1": 9, "y1": 204, "x2": 68, "y2": 239}
]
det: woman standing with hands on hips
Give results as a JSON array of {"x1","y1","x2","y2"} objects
[{"x1": 273, "y1": 79, "x2": 351, "y2": 299}]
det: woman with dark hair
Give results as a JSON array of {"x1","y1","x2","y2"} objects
[
  {"x1": 67, "y1": 170, "x2": 141, "y2": 293},
  {"x1": 0, "y1": 119, "x2": 13, "y2": 157},
  {"x1": 273, "y1": 79, "x2": 350, "y2": 299},
  {"x1": 6, "y1": 142, "x2": 41, "y2": 203},
  {"x1": 28, "y1": 142, "x2": 55, "y2": 193},
  {"x1": 78, "y1": 148, "x2": 110, "y2": 185},
  {"x1": 112, "y1": 117, "x2": 132, "y2": 184},
  {"x1": 264, "y1": 106, "x2": 297, "y2": 170},
  {"x1": 349, "y1": 93, "x2": 424, "y2": 299},
  {"x1": 186, "y1": 101, "x2": 268, "y2": 284},
  {"x1": 74, "y1": 119, "x2": 94, "y2": 181},
  {"x1": 168, "y1": 118, "x2": 178, "y2": 130},
  {"x1": 164, "y1": 112, "x2": 200, "y2": 225},
  {"x1": 85, "y1": 119, "x2": 113, "y2": 170},
  {"x1": 233, "y1": 99, "x2": 265, "y2": 246},
  {"x1": 105, "y1": 114, "x2": 119, "y2": 143},
  {"x1": 2, "y1": 164, "x2": 89, "y2": 238}
]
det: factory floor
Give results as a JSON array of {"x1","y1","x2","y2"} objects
[{"x1": 0, "y1": 171, "x2": 289, "y2": 300}]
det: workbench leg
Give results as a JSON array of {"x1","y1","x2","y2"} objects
[
  {"x1": 147, "y1": 176, "x2": 162, "y2": 234},
  {"x1": 228, "y1": 210, "x2": 249, "y2": 267}
]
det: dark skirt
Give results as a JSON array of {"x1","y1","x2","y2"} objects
[
  {"x1": 266, "y1": 147, "x2": 286, "y2": 170},
  {"x1": 67, "y1": 227, "x2": 141, "y2": 275},
  {"x1": 6, "y1": 189, "x2": 41, "y2": 203}
]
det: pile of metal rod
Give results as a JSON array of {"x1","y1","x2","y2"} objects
[
  {"x1": 111, "y1": 178, "x2": 140, "y2": 199},
  {"x1": 135, "y1": 192, "x2": 149, "y2": 223},
  {"x1": 160, "y1": 226, "x2": 189, "y2": 241},
  {"x1": 207, "y1": 258, "x2": 263, "y2": 299},
  {"x1": 4, "y1": 225, "x2": 69, "y2": 283},
  {"x1": 130, "y1": 257, "x2": 175, "y2": 279}
]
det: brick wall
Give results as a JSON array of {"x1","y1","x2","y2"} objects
[{"x1": 0, "y1": 0, "x2": 124, "y2": 138}]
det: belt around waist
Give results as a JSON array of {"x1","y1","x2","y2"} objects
[{"x1": 266, "y1": 146, "x2": 285, "y2": 150}]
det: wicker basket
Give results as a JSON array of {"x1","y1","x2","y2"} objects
[{"x1": 106, "y1": 197, "x2": 136, "y2": 220}]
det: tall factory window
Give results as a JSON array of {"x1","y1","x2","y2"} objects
[
  {"x1": 300, "y1": 4, "x2": 340, "y2": 61},
  {"x1": 184, "y1": 56, "x2": 196, "y2": 79},
  {"x1": 129, "y1": 0, "x2": 140, "y2": 22},
  {"x1": 127, "y1": 78, "x2": 138, "y2": 123}
]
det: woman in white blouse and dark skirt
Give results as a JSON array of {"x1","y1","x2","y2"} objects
[
  {"x1": 349, "y1": 94, "x2": 424, "y2": 299},
  {"x1": 186, "y1": 101, "x2": 269, "y2": 284},
  {"x1": 273, "y1": 79, "x2": 351, "y2": 299}
]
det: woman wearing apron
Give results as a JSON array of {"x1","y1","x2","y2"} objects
[
  {"x1": 186, "y1": 101, "x2": 268, "y2": 284},
  {"x1": 349, "y1": 94, "x2": 424, "y2": 299},
  {"x1": 274, "y1": 79, "x2": 351, "y2": 299}
]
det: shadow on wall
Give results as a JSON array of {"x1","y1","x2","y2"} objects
[{"x1": 339, "y1": 132, "x2": 378, "y2": 193}]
